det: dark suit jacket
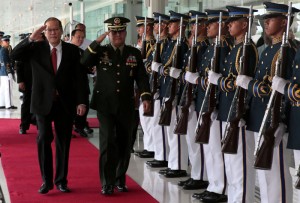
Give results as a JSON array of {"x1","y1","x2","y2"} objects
[{"x1": 11, "y1": 38, "x2": 88, "y2": 116}]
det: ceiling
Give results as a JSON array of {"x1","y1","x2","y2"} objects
[{"x1": 0, "y1": 0, "x2": 105, "y2": 35}]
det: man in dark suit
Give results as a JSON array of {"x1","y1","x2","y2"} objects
[
  {"x1": 81, "y1": 17, "x2": 151, "y2": 195},
  {"x1": 11, "y1": 17, "x2": 88, "y2": 194}
]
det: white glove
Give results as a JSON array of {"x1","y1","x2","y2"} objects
[
  {"x1": 143, "y1": 59, "x2": 147, "y2": 63},
  {"x1": 210, "y1": 110, "x2": 218, "y2": 122},
  {"x1": 169, "y1": 67, "x2": 181, "y2": 79},
  {"x1": 236, "y1": 75, "x2": 253, "y2": 90},
  {"x1": 151, "y1": 62, "x2": 161, "y2": 73},
  {"x1": 208, "y1": 70, "x2": 222, "y2": 85},
  {"x1": 274, "y1": 123, "x2": 287, "y2": 147},
  {"x1": 238, "y1": 119, "x2": 246, "y2": 128},
  {"x1": 272, "y1": 75, "x2": 289, "y2": 95},
  {"x1": 154, "y1": 92, "x2": 160, "y2": 100},
  {"x1": 185, "y1": 71, "x2": 199, "y2": 84},
  {"x1": 8, "y1": 73, "x2": 13, "y2": 81}
]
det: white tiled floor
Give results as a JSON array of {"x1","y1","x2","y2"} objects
[{"x1": 0, "y1": 79, "x2": 299, "y2": 203}]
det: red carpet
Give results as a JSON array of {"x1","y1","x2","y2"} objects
[
  {"x1": 0, "y1": 118, "x2": 157, "y2": 203},
  {"x1": 87, "y1": 117, "x2": 99, "y2": 128}
]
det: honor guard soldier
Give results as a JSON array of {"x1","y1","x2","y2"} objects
[
  {"x1": 81, "y1": 17, "x2": 151, "y2": 195},
  {"x1": 146, "y1": 12, "x2": 170, "y2": 168},
  {"x1": 186, "y1": 9, "x2": 232, "y2": 202},
  {"x1": 175, "y1": 10, "x2": 209, "y2": 190},
  {"x1": 152, "y1": 10, "x2": 189, "y2": 178},
  {"x1": 0, "y1": 35, "x2": 17, "y2": 109},
  {"x1": 134, "y1": 15, "x2": 156, "y2": 159},
  {"x1": 236, "y1": 2, "x2": 299, "y2": 202},
  {"x1": 0, "y1": 31, "x2": 4, "y2": 40},
  {"x1": 208, "y1": 6, "x2": 258, "y2": 203}
]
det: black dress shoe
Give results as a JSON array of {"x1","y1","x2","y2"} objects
[
  {"x1": 56, "y1": 184, "x2": 71, "y2": 193},
  {"x1": 6, "y1": 106, "x2": 17, "y2": 110},
  {"x1": 200, "y1": 192, "x2": 227, "y2": 203},
  {"x1": 192, "y1": 190, "x2": 210, "y2": 199},
  {"x1": 146, "y1": 160, "x2": 168, "y2": 168},
  {"x1": 164, "y1": 170, "x2": 187, "y2": 178},
  {"x1": 75, "y1": 128, "x2": 88, "y2": 137},
  {"x1": 183, "y1": 179, "x2": 209, "y2": 190},
  {"x1": 115, "y1": 185, "x2": 128, "y2": 192},
  {"x1": 38, "y1": 183, "x2": 53, "y2": 194},
  {"x1": 19, "y1": 128, "x2": 27, "y2": 134},
  {"x1": 84, "y1": 126, "x2": 94, "y2": 134},
  {"x1": 101, "y1": 185, "x2": 114, "y2": 195},
  {"x1": 135, "y1": 150, "x2": 154, "y2": 158},
  {"x1": 178, "y1": 178, "x2": 193, "y2": 186},
  {"x1": 0, "y1": 106, "x2": 5, "y2": 109},
  {"x1": 158, "y1": 168, "x2": 170, "y2": 175}
]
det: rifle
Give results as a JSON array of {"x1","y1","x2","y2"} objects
[
  {"x1": 141, "y1": 16, "x2": 147, "y2": 60},
  {"x1": 221, "y1": 6, "x2": 253, "y2": 154},
  {"x1": 295, "y1": 165, "x2": 300, "y2": 189},
  {"x1": 144, "y1": 16, "x2": 162, "y2": 117},
  {"x1": 254, "y1": 2, "x2": 292, "y2": 170},
  {"x1": 195, "y1": 12, "x2": 222, "y2": 143},
  {"x1": 174, "y1": 15, "x2": 199, "y2": 135},
  {"x1": 159, "y1": 17, "x2": 183, "y2": 126}
]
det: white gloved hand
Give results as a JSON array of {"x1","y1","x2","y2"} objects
[
  {"x1": 185, "y1": 71, "x2": 199, "y2": 84},
  {"x1": 8, "y1": 73, "x2": 13, "y2": 81},
  {"x1": 236, "y1": 75, "x2": 253, "y2": 90},
  {"x1": 151, "y1": 62, "x2": 162, "y2": 73},
  {"x1": 208, "y1": 70, "x2": 222, "y2": 85},
  {"x1": 154, "y1": 92, "x2": 160, "y2": 100},
  {"x1": 169, "y1": 67, "x2": 181, "y2": 79},
  {"x1": 272, "y1": 75, "x2": 289, "y2": 94},
  {"x1": 143, "y1": 59, "x2": 147, "y2": 63},
  {"x1": 274, "y1": 123, "x2": 287, "y2": 147},
  {"x1": 238, "y1": 118, "x2": 246, "y2": 128},
  {"x1": 210, "y1": 110, "x2": 218, "y2": 122}
]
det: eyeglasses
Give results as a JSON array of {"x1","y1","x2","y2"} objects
[{"x1": 45, "y1": 28, "x2": 60, "y2": 33}]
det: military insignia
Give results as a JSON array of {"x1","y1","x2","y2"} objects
[
  {"x1": 114, "y1": 18, "x2": 121, "y2": 25},
  {"x1": 100, "y1": 51, "x2": 112, "y2": 66},
  {"x1": 126, "y1": 55, "x2": 137, "y2": 67},
  {"x1": 295, "y1": 88, "x2": 300, "y2": 100}
]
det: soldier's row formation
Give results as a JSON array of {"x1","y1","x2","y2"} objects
[{"x1": 133, "y1": 1, "x2": 300, "y2": 203}]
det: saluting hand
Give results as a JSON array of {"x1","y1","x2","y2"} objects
[
  {"x1": 29, "y1": 25, "x2": 47, "y2": 41},
  {"x1": 95, "y1": 31, "x2": 110, "y2": 44},
  {"x1": 143, "y1": 100, "x2": 151, "y2": 114}
]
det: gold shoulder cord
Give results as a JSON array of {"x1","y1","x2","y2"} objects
[
  {"x1": 146, "y1": 43, "x2": 155, "y2": 59},
  {"x1": 235, "y1": 46, "x2": 242, "y2": 74},
  {"x1": 164, "y1": 44, "x2": 177, "y2": 68},
  {"x1": 271, "y1": 50, "x2": 281, "y2": 77}
]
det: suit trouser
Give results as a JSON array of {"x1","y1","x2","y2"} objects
[
  {"x1": 221, "y1": 122, "x2": 255, "y2": 203},
  {"x1": 204, "y1": 119, "x2": 227, "y2": 195},
  {"x1": 166, "y1": 106, "x2": 188, "y2": 170},
  {"x1": 36, "y1": 101, "x2": 73, "y2": 186},
  {"x1": 294, "y1": 150, "x2": 300, "y2": 203},
  {"x1": 186, "y1": 103, "x2": 206, "y2": 180},
  {"x1": 97, "y1": 110, "x2": 134, "y2": 186},
  {"x1": 151, "y1": 99, "x2": 169, "y2": 161},
  {"x1": 139, "y1": 103, "x2": 154, "y2": 151},
  {"x1": 20, "y1": 88, "x2": 33, "y2": 130},
  {"x1": 254, "y1": 132, "x2": 293, "y2": 203},
  {"x1": 0, "y1": 76, "x2": 14, "y2": 108}
]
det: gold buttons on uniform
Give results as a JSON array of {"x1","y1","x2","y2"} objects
[
  {"x1": 117, "y1": 81, "x2": 120, "y2": 83},
  {"x1": 261, "y1": 61, "x2": 264, "y2": 64},
  {"x1": 117, "y1": 64, "x2": 120, "y2": 67},
  {"x1": 294, "y1": 77, "x2": 297, "y2": 80},
  {"x1": 117, "y1": 72, "x2": 120, "y2": 75},
  {"x1": 271, "y1": 46, "x2": 273, "y2": 49},
  {"x1": 117, "y1": 89, "x2": 120, "y2": 92},
  {"x1": 296, "y1": 65, "x2": 299, "y2": 69},
  {"x1": 265, "y1": 53, "x2": 267, "y2": 56}
]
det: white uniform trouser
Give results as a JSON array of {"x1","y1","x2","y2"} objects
[
  {"x1": 151, "y1": 99, "x2": 169, "y2": 161},
  {"x1": 205, "y1": 119, "x2": 227, "y2": 195},
  {"x1": 254, "y1": 132, "x2": 293, "y2": 203},
  {"x1": 166, "y1": 106, "x2": 188, "y2": 170},
  {"x1": 221, "y1": 122, "x2": 255, "y2": 203},
  {"x1": 186, "y1": 103, "x2": 207, "y2": 180},
  {"x1": 0, "y1": 76, "x2": 14, "y2": 108},
  {"x1": 294, "y1": 150, "x2": 300, "y2": 203},
  {"x1": 139, "y1": 104, "x2": 154, "y2": 151}
]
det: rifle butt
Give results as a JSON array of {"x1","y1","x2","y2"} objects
[
  {"x1": 253, "y1": 141, "x2": 274, "y2": 170},
  {"x1": 221, "y1": 124, "x2": 239, "y2": 154},
  {"x1": 194, "y1": 113, "x2": 211, "y2": 144},
  {"x1": 158, "y1": 101, "x2": 172, "y2": 126},
  {"x1": 174, "y1": 107, "x2": 189, "y2": 135}
]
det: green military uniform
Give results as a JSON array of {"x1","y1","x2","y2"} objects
[{"x1": 80, "y1": 17, "x2": 151, "y2": 190}]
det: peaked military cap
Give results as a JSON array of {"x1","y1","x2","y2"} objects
[
  {"x1": 169, "y1": 10, "x2": 190, "y2": 24},
  {"x1": 19, "y1": 33, "x2": 27, "y2": 40},
  {"x1": 226, "y1": 6, "x2": 258, "y2": 22},
  {"x1": 0, "y1": 32, "x2": 4, "y2": 37},
  {"x1": 135, "y1": 16, "x2": 154, "y2": 27},
  {"x1": 153, "y1": 12, "x2": 170, "y2": 23},
  {"x1": 262, "y1": 2, "x2": 300, "y2": 19},
  {"x1": 189, "y1": 10, "x2": 207, "y2": 23},
  {"x1": 205, "y1": 9, "x2": 229, "y2": 24},
  {"x1": 104, "y1": 17, "x2": 130, "y2": 31},
  {"x1": 1, "y1": 35, "x2": 11, "y2": 41}
]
